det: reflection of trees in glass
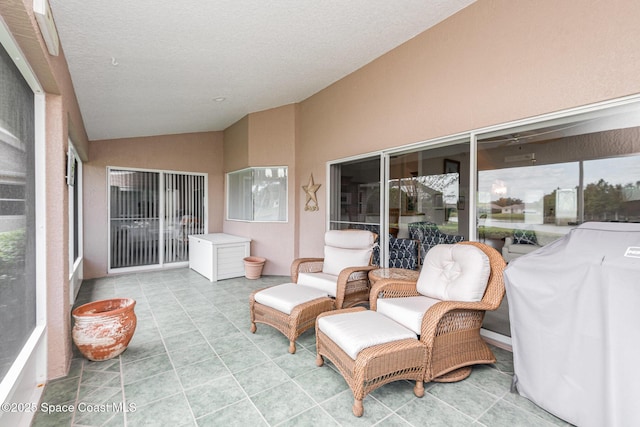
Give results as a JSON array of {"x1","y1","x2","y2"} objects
[
  {"x1": 492, "y1": 197, "x2": 523, "y2": 207},
  {"x1": 584, "y1": 179, "x2": 625, "y2": 221},
  {"x1": 253, "y1": 180, "x2": 285, "y2": 220},
  {"x1": 0, "y1": 229, "x2": 25, "y2": 280},
  {"x1": 389, "y1": 174, "x2": 459, "y2": 213}
]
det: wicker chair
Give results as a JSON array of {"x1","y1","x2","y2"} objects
[
  {"x1": 250, "y1": 229, "x2": 377, "y2": 353},
  {"x1": 290, "y1": 230, "x2": 378, "y2": 309},
  {"x1": 369, "y1": 241, "x2": 506, "y2": 382}
]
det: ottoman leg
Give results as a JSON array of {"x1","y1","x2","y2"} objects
[
  {"x1": 353, "y1": 399, "x2": 364, "y2": 417},
  {"x1": 289, "y1": 340, "x2": 296, "y2": 354},
  {"x1": 414, "y1": 380, "x2": 424, "y2": 397},
  {"x1": 250, "y1": 323, "x2": 257, "y2": 333},
  {"x1": 316, "y1": 354, "x2": 324, "y2": 367}
]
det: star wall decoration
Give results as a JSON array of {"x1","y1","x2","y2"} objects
[{"x1": 302, "y1": 174, "x2": 321, "y2": 211}]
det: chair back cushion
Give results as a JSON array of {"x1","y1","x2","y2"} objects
[
  {"x1": 322, "y1": 230, "x2": 374, "y2": 276},
  {"x1": 417, "y1": 244, "x2": 490, "y2": 302}
]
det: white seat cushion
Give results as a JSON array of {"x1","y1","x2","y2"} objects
[
  {"x1": 254, "y1": 283, "x2": 329, "y2": 315},
  {"x1": 417, "y1": 244, "x2": 490, "y2": 302},
  {"x1": 376, "y1": 296, "x2": 441, "y2": 335},
  {"x1": 297, "y1": 272, "x2": 339, "y2": 297},
  {"x1": 317, "y1": 310, "x2": 417, "y2": 360}
]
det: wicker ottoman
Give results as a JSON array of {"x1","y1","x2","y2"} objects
[
  {"x1": 315, "y1": 307, "x2": 426, "y2": 417},
  {"x1": 250, "y1": 283, "x2": 334, "y2": 354}
]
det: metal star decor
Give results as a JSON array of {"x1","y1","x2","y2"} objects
[{"x1": 302, "y1": 174, "x2": 321, "y2": 211}]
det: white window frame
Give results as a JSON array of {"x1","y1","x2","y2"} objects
[{"x1": 68, "y1": 142, "x2": 83, "y2": 304}]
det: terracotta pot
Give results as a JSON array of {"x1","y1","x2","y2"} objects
[
  {"x1": 72, "y1": 298, "x2": 137, "y2": 361},
  {"x1": 243, "y1": 256, "x2": 266, "y2": 279}
]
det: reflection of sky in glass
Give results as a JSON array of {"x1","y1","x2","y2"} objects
[
  {"x1": 584, "y1": 155, "x2": 640, "y2": 186},
  {"x1": 479, "y1": 154, "x2": 640, "y2": 203},
  {"x1": 479, "y1": 163, "x2": 578, "y2": 202}
]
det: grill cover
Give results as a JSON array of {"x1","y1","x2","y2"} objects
[{"x1": 504, "y1": 222, "x2": 640, "y2": 427}]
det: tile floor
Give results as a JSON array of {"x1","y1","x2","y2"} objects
[{"x1": 32, "y1": 268, "x2": 569, "y2": 427}]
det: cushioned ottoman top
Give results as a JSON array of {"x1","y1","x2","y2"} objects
[
  {"x1": 318, "y1": 310, "x2": 417, "y2": 359},
  {"x1": 254, "y1": 283, "x2": 330, "y2": 315}
]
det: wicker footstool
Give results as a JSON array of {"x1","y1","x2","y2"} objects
[
  {"x1": 250, "y1": 283, "x2": 334, "y2": 354},
  {"x1": 315, "y1": 307, "x2": 426, "y2": 417}
]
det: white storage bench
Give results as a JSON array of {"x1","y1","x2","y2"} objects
[{"x1": 188, "y1": 233, "x2": 251, "y2": 281}]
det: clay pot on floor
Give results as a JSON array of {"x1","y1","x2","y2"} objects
[
  {"x1": 243, "y1": 256, "x2": 266, "y2": 279},
  {"x1": 72, "y1": 298, "x2": 137, "y2": 361}
]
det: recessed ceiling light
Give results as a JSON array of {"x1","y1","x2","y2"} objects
[{"x1": 213, "y1": 97, "x2": 226, "y2": 102}]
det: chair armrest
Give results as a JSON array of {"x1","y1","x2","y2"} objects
[
  {"x1": 419, "y1": 299, "x2": 497, "y2": 345},
  {"x1": 335, "y1": 265, "x2": 378, "y2": 309},
  {"x1": 369, "y1": 279, "x2": 421, "y2": 311},
  {"x1": 290, "y1": 257, "x2": 324, "y2": 282}
]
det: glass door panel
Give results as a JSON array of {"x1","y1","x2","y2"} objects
[
  {"x1": 164, "y1": 173, "x2": 205, "y2": 263},
  {"x1": 388, "y1": 142, "x2": 470, "y2": 269},
  {"x1": 329, "y1": 156, "x2": 381, "y2": 231},
  {"x1": 109, "y1": 170, "x2": 160, "y2": 269},
  {"x1": 477, "y1": 110, "x2": 640, "y2": 338}
]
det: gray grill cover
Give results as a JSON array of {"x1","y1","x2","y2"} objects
[{"x1": 504, "y1": 222, "x2": 640, "y2": 427}]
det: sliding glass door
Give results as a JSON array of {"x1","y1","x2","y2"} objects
[
  {"x1": 109, "y1": 168, "x2": 206, "y2": 271},
  {"x1": 328, "y1": 140, "x2": 470, "y2": 270},
  {"x1": 477, "y1": 103, "x2": 640, "y2": 338}
]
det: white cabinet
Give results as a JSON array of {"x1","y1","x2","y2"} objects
[{"x1": 188, "y1": 233, "x2": 251, "y2": 281}]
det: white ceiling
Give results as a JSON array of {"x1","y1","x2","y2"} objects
[{"x1": 48, "y1": 0, "x2": 475, "y2": 141}]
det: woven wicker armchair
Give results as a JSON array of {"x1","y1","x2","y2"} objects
[
  {"x1": 290, "y1": 230, "x2": 378, "y2": 309},
  {"x1": 370, "y1": 241, "x2": 506, "y2": 382},
  {"x1": 250, "y1": 230, "x2": 377, "y2": 353}
]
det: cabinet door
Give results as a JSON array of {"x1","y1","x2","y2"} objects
[{"x1": 216, "y1": 244, "x2": 248, "y2": 279}]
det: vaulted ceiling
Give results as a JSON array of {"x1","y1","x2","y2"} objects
[{"x1": 48, "y1": 0, "x2": 475, "y2": 140}]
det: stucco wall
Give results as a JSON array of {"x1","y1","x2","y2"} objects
[
  {"x1": 223, "y1": 104, "x2": 298, "y2": 275},
  {"x1": 84, "y1": 132, "x2": 224, "y2": 279},
  {"x1": 295, "y1": 0, "x2": 640, "y2": 257}
]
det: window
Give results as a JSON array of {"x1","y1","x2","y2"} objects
[
  {"x1": 477, "y1": 111, "x2": 640, "y2": 260},
  {"x1": 328, "y1": 141, "x2": 470, "y2": 270},
  {"x1": 0, "y1": 39, "x2": 37, "y2": 381},
  {"x1": 329, "y1": 156, "x2": 380, "y2": 230},
  {"x1": 477, "y1": 103, "x2": 640, "y2": 339},
  {"x1": 226, "y1": 167, "x2": 287, "y2": 222}
]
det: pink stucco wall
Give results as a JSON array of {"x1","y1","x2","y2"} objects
[
  {"x1": 295, "y1": 0, "x2": 640, "y2": 257},
  {"x1": 223, "y1": 104, "x2": 298, "y2": 276},
  {"x1": 84, "y1": 132, "x2": 225, "y2": 279}
]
